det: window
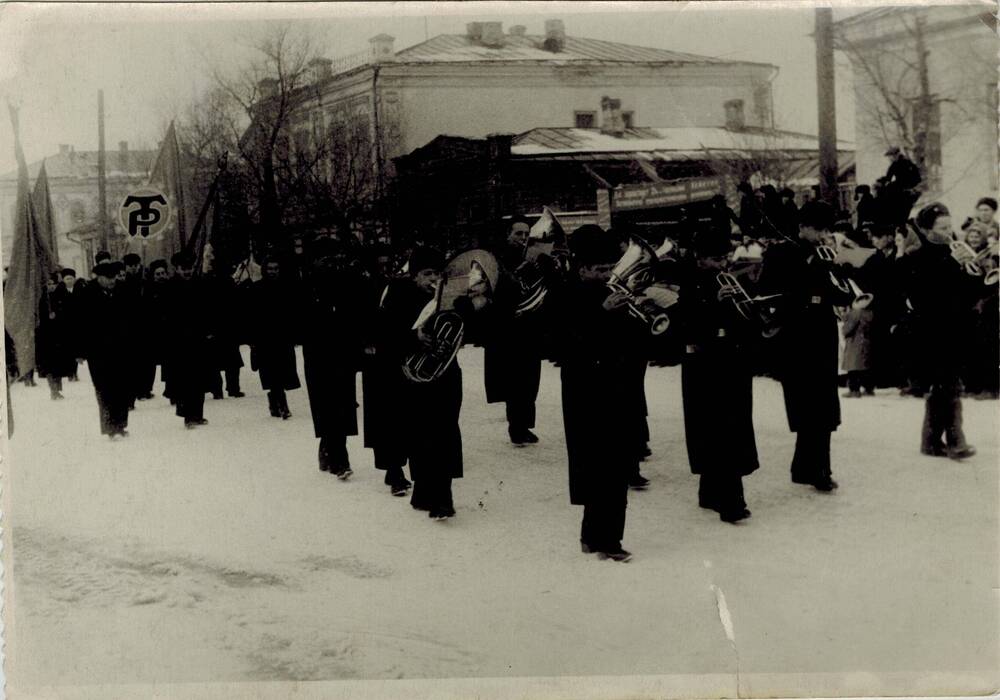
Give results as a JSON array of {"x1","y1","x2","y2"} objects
[
  {"x1": 622, "y1": 111, "x2": 635, "y2": 128},
  {"x1": 574, "y1": 111, "x2": 596, "y2": 128}
]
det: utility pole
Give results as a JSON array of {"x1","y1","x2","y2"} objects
[
  {"x1": 815, "y1": 7, "x2": 840, "y2": 209},
  {"x1": 97, "y1": 90, "x2": 108, "y2": 252}
]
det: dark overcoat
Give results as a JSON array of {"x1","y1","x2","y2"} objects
[
  {"x1": 380, "y1": 278, "x2": 463, "y2": 481},
  {"x1": 757, "y1": 240, "x2": 853, "y2": 433},
  {"x1": 164, "y1": 277, "x2": 217, "y2": 402},
  {"x1": 36, "y1": 289, "x2": 78, "y2": 378},
  {"x1": 482, "y1": 265, "x2": 543, "y2": 408},
  {"x1": 81, "y1": 283, "x2": 132, "y2": 433},
  {"x1": 554, "y1": 279, "x2": 638, "y2": 505},
  {"x1": 247, "y1": 278, "x2": 301, "y2": 391},
  {"x1": 678, "y1": 263, "x2": 759, "y2": 477},
  {"x1": 301, "y1": 271, "x2": 367, "y2": 439}
]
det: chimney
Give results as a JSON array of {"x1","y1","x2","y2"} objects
[
  {"x1": 308, "y1": 57, "x2": 333, "y2": 83},
  {"x1": 118, "y1": 141, "x2": 129, "y2": 171},
  {"x1": 509, "y1": 25, "x2": 527, "y2": 37},
  {"x1": 724, "y1": 99, "x2": 745, "y2": 131},
  {"x1": 600, "y1": 96, "x2": 625, "y2": 137},
  {"x1": 543, "y1": 19, "x2": 566, "y2": 52},
  {"x1": 258, "y1": 78, "x2": 278, "y2": 101},
  {"x1": 369, "y1": 34, "x2": 396, "y2": 63},
  {"x1": 466, "y1": 22, "x2": 483, "y2": 41},
  {"x1": 59, "y1": 144, "x2": 70, "y2": 155},
  {"x1": 480, "y1": 21, "x2": 504, "y2": 47}
]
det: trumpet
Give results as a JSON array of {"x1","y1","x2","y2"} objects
[
  {"x1": 951, "y1": 239, "x2": 1000, "y2": 285},
  {"x1": 816, "y1": 244, "x2": 874, "y2": 311},
  {"x1": 716, "y1": 271, "x2": 782, "y2": 338},
  {"x1": 607, "y1": 236, "x2": 678, "y2": 336}
]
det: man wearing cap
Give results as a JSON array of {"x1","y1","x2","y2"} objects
[
  {"x1": 758, "y1": 200, "x2": 854, "y2": 492},
  {"x1": 165, "y1": 251, "x2": 215, "y2": 428},
  {"x1": 81, "y1": 262, "x2": 131, "y2": 438},
  {"x1": 484, "y1": 216, "x2": 545, "y2": 446},
  {"x1": 381, "y1": 246, "x2": 464, "y2": 519},
  {"x1": 897, "y1": 203, "x2": 977, "y2": 459},
  {"x1": 554, "y1": 225, "x2": 642, "y2": 561},
  {"x1": 51, "y1": 267, "x2": 85, "y2": 381},
  {"x1": 882, "y1": 147, "x2": 922, "y2": 225},
  {"x1": 301, "y1": 237, "x2": 367, "y2": 481},
  {"x1": 679, "y1": 229, "x2": 759, "y2": 523}
]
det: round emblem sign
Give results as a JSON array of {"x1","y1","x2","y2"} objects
[{"x1": 118, "y1": 188, "x2": 172, "y2": 239}]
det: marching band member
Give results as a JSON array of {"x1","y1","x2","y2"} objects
[
  {"x1": 386, "y1": 246, "x2": 464, "y2": 520},
  {"x1": 900, "y1": 203, "x2": 977, "y2": 459},
  {"x1": 757, "y1": 201, "x2": 852, "y2": 492},
  {"x1": 679, "y1": 229, "x2": 758, "y2": 522},
  {"x1": 484, "y1": 216, "x2": 544, "y2": 446},
  {"x1": 554, "y1": 225, "x2": 641, "y2": 561}
]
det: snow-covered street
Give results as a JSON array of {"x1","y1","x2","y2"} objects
[{"x1": 5, "y1": 346, "x2": 998, "y2": 698}]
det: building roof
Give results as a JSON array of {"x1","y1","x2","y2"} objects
[
  {"x1": 0, "y1": 149, "x2": 157, "y2": 182},
  {"x1": 512, "y1": 126, "x2": 854, "y2": 159},
  {"x1": 393, "y1": 32, "x2": 774, "y2": 69}
]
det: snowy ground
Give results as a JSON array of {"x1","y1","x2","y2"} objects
[{"x1": 4, "y1": 346, "x2": 998, "y2": 699}]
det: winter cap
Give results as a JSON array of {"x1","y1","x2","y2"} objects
[
  {"x1": 94, "y1": 250, "x2": 112, "y2": 264},
  {"x1": 693, "y1": 229, "x2": 731, "y2": 258},
  {"x1": 799, "y1": 200, "x2": 835, "y2": 232},
  {"x1": 884, "y1": 146, "x2": 901, "y2": 157},
  {"x1": 916, "y1": 202, "x2": 950, "y2": 232},
  {"x1": 171, "y1": 251, "x2": 196, "y2": 269},
  {"x1": 93, "y1": 262, "x2": 119, "y2": 278},
  {"x1": 569, "y1": 225, "x2": 620, "y2": 265},
  {"x1": 60, "y1": 268, "x2": 77, "y2": 278},
  {"x1": 976, "y1": 197, "x2": 998, "y2": 212},
  {"x1": 149, "y1": 259, "x2": 168, "y2": 273},
  {"x1": 123, "y1": 253, "x2": 142, "y2": 266},
  {"x1": 407, "y1": 245, "x2": 445, "y2": 274}
]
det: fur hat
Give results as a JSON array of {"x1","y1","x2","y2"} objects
[
  {"x1": 407, "y1": 245, "x2": 445, "y2": 274},
  {"x1": 916, "y1": 202, "x2": 950, "y2": 232},
  {"x1": 569, "y1": 225, "x2": 620, "y2": 266}
]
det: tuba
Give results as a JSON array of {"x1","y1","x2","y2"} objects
[
  {"x1": 817, "y1": 244, "x2": 874, "y2": 311},
  {"x1": 607, "y1": 236, "x2": 679, "y2": 336},
  {"x1": 511, "y1": 207, "x2": 570, "y2": 317},
  {"x1": 716, "y1": 270, "x2": 782, "y2": 338},
  {"x1": 402, "y1": 250, "x2": 498, "y2": 383}
]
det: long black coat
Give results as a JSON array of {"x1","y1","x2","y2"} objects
[
  {"x1": 678, "y1": 264, "x2": 759, "y2": 477},
  {"x1": 36, "y1": 289, "x2": 77, "y2": 378},
  {"x1": 164, "y1": 277, "x2": 217, "y2": 399},
  {"x1": 80, "y1": 283, "x2": 132, "y2": 434},
  {"x1": 896, "y1": 240, "x2": 978, "y2": 383},
  {"x1": 757, "y1": 240, "x2": 853, "y2": 432},
  {"x1": 380, "y1": 278, "x2": 463, "y2": 481},
  {"x1": 482, "y1": 264, "x2": 543, "y2": 407},
  {"x1": 554, "y1": 278, "x2": 640, "y2": 505},
  {"x1": 301, "y1": 271, "x2": 367, "y2": 439},
  {"x1": 204, "y1": 275, "x2": 245, "y2": 372},
  {"x1": 247, "y1": 278, "x2": 301, "y2": 392}
]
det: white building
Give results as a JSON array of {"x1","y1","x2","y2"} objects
[
  {"x1": 834, "y1": 5, "x2": 999, "y2": 218},
  {"x1": 290, "y1": 19, "x2": 779, "y2": 163}
]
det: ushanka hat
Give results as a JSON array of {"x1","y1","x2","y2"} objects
[{"x1": 93, "y1": 262, "x2": 119, "y2": 278}]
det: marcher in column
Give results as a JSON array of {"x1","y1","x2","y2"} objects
[
  {"x1": 484, "y1": 216, "x2": 544, "y2": 446},
  {"x1": 81, "y1": 262, "x2": 131, "y2": 438},
  {"x1": 165, "y1": 251, "x2": 214, "y2": 429},
  {"x1": 248, "y1": 256, "x2": 301, "y2": 420},
  {"x1": 363, "y1": 246, "x2": 413, "y2": 496},
  {"x1": 555, "y1": 226, "x2": 640, "y2": 561},
  {"x1": 900, "y1": 203, "x2": 977, "y2": 459},
  {"x1": 302, "y1": 237, "x2": 366, "y2": 480},
  {"x1": 680, "y1": 231, "x2": 759, "y2": 522},
  {"x1": 389, "y1": 246, "x2": 463, "y2": 520},
  {"x1": 757, "y1": 200, "x2": 852, "y2": 492},
  {"x1": 37, "y1": 273, "x2": 76, "y2": 400}
]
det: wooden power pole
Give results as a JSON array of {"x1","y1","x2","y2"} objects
[
  {"x1": 815, "y1": 8, "x2": 840, "y2": 208},
  {"x1": 97, "y1": 89, "x2": 108, "y2": 252}
]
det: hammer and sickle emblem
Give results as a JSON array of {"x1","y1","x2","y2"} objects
[{"x1": 124, "y1": 194, "x2": 167, "y2": 238}]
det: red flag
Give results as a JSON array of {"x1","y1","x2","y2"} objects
[
  {"x1": 32, "y1": 160, "x2": 58, "y2": 262},
  {"x1": 4, "y1": 103, "x2": 56, "y2": 380},
  {"x1": 145, "y1": 120, "x2": 192, "y2": 262}
]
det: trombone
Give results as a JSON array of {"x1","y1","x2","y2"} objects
[
  {"x1": 716, "y1": 271, "x2": 782, "y2": 338},
  {"x1": 816, "y1": 244, "x2": 874, "y2": 311}
]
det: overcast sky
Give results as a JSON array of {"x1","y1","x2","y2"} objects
[{"x1": 0, "y1": 1, "x2": 873, "y2": 174}]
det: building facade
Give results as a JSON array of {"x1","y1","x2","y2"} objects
[
  {"x1": 0, "y1": 142, "x2": 156, "y2": 275},
  {"x1": 834, "y1": 5, "x2": 999, "y2": 219},
  {"x1": 287, "y1": 19, "x2": 779, "y2": 173}
]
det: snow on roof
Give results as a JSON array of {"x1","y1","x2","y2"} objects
[
  {"x1": 0, "y1": 149, "x2": 157, "y2": 182},
  {"x1": 394, "y1": 33, "x2": 774, "y2": 68},
  {"x1": 512, "y1": 126, "x2": 854, "y2": 158}
]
